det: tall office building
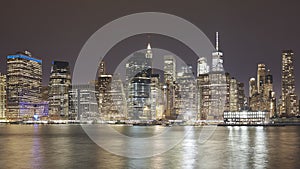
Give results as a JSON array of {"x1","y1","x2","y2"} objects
[
  {"x1": 164, "y1": 55, "x2": 176, "y2": 83},
  {"x1": 257, "y1": 64, "x2": 266, "y2": 93},
  {"x1": 0, "y1": 74, "x2": 6, "y2": 118},
  {"x1": 97, "y1": 61, "x2": 113, "y2": 120},
  {"x1": 175, "y1": 65, "x2": 197, "y2": 120},
  {"x1": 197, "y1": 57, "x2": 209, "y2": 76},
  {"x1": 6, "y1": 51, "x2": 42, "y2": 119},
  {"x1": 211, "y1": 32, "x2": 224, "y2": 72},
  {"x1": 163, "y1": 55, "x2": 176, "y2": 119},
  {"x1": 197, "y1": 32, "x2": 228, "y2": 120},
  {"x1": 280, "y1": 50, "x2": 299, "y2": 116},
  {"x1": 208, "y1": 32, "x2": 227, "y2": 120},
  {"x1": 48, "y1": 61, "x2": 71, "y2": 119},
  {"x1": 126, "y1": 44, "x2": 152, "y2": 120},
  {"x1": 69, "y1": 83, "x2": 98, "y2": 121}
]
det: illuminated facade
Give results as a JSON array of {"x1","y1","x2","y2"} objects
[
  {"x1": 48, "y1": 61, "x2": 71, "y2": 119},
  {"x1": 175, "y1": 66, "x2": 197, "y2": 120},
  {"x1": 69, "y1": 83, "x2": 98, "y2": 121},
  {"x1": 223, "y1": 111, "x2": 270, "y2": 124},
  {"x1": 197, "y1": 57, "x2": 209, "y2": 76},
  {"x1": 0, "y1": 74, "x2": 6, "y2": 118},
  {"x1": 6, "y1": 51, "x2": 42, "y2": 119},
  {"x1": 97, "y1": 61, "x2": 113, "y2": 120},
  {"x1": 126, "y1": 44, "x2": 152, "y2": 120},
  {"x1": 163, "y1": 55, "x2": 176, "y2": 118},
  {"x1": 249, "y1": 64, "x2": 276, "y2": 117},
  {"x1": 280, "y1": 50, "x2": 299, "y2": 116}
]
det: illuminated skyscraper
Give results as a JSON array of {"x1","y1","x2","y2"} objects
[
  {"x1": 197, "y1": 32, "x2": 228, "y2": 121},
  {"x1": 175, "y1": 65, "x2": 197, "y2": 120},
  {"x1": 69, "y1": 83, "x2": 98, "y2": 121},
  {"x1": 126, "y1": 44, "x2": 152, "y2": 120},
  {"x1": 48, "y1": 61, "x2": 71, "y2": 119},
  {"x1": 211, "y1": 32, "x2": 224, "y2": 72},
  {"x1": 280, "y1": 50, "x2": 299, "y2": 116},
  {"x1": 164, "y1": 55, "x2": 176, "y2": 83},
  {"x1": 6, "y1": 51, "x2": 42, "y2": 119},
  {"x1": 163, "y1": 55, "x2": 176, "y2": 119},
  {"x1": 257, "y1": 64, "x2": 266, "y2": 93},
  {"x1": 249, "y1": 78, "x2": 256, "y2": 97},
  {"x1": 249, "y1": 64, "x2": 276, "y2": 116},
  {"x1": 97, "y1": 61, "x2": 113, "y2": 120},
  {"x1": 0, "y1": 73, "x2": 6, "y2": 118},
  {"x1": 197, "y1": 57, "x2": 209, "y2": 76}
]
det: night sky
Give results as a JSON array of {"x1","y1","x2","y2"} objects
[{"x1": 1, "y1": 0, "x2": 300, "y2": 98}]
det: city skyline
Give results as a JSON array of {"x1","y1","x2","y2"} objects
[{"x1": 0, "y1": 0, "x2": 300, "y2": 99}]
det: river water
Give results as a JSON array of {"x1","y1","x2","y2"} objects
[{"x1": 0, "y1": 125, "x2": 299, "y2": 169}]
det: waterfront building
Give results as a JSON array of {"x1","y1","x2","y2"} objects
[
  {"x1": 249, "y1": 64, "x2": 276, "y2": 117},
  {"x1": 48, "y1": 61, "x2": 71, "y2": 119},
  {"x1": 223, "y1": 111, "x2": 270, "y2": 124},
  {"x1": 0, "y1": 74, "x2": 6, "y2": 118},
  {"x1": 280, "y1": 50, "x2": 299, "y2": 116},
  {"x1": 126, "y1": 44, "x2": 152, "y2": 120},
  {"x1": 175, "y1": 65, "x2": 197, "y2": 120},
  {"x1": 97, "y1": 61, "x2": 113, "y2": 120},
  {"x1": 69, "y1": 83, "x2": 98, "y2": 121},
  {"x1": 6, "y1": 51, "x2": 42, "y2": 119},
  {"x1": 163, "y1": 55, "x2": 176, "y2": 119},
  {"x1": 197, "y1": 32, "x2": 230, "y2": 121}
]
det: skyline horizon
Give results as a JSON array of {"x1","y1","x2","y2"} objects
[{"x1": 0, "y1": 39, "x2": 298, "y2": 99}]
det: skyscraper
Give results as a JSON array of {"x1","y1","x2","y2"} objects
[
  {"x1": 197, "y1": 32, "x2": 228, "y2": 121},
  {"x1": 163, "y1": 55, "x2": 176, "y2": 119},
  {"x1": 6, "y1": 51, "x2": 42, "y2": 119},
  {"x1": 249, "y1": 78, "x2": 256, "y2": 97},
  {"x1": 126, "y1": 44, "x2": 152, "y2": 120},
  {"x1": 48, "y1": 61, "x2": 71, "y2": 119},
  {"x1": 197, "y1": 57, "x2": 209, "y2": 76},
  {"x1": 175, "y1": 65, "x2": 197, "y2": 120},
  {"x1": 164, "y1": 55, "x2": 176, "y2": 83},
  {"x1": 211, "y1": 32, "x2": 224, "y2": 72},
  {"x1": 69, "y1": 83, "x2": 98, "y2": 121},
  {"x1": 0, "y1": 73, "x2": 6, "y2": 118},
  {"x1": 257, "y1": 64, "x2": 266, "y2": 93},
  {"x1": 280, "y1": 50, "x2": 299, "y2": 116},
  {"x1": 249, "y1": 64, "x2": 276, "y2": 116}
]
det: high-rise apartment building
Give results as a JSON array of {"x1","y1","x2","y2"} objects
[
  {"x1": 280, "y1": 50, "x2": 299, "y2": 116},
  {"x1": 6, "y1": 51, "x2": 42, "y2": 119},
  {"x1": 48, "y1": 61, "x2": 71, "y2": 119},
  {"x1": 249, "y1": 64, "x2": 276, "y2": 117}
]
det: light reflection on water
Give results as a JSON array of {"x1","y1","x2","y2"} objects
[{"x1": 0, "y1": 125, "x2": 299, "y2": 169}]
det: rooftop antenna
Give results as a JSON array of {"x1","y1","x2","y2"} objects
[{"x1": 216, "y1": 32, "x2": 219, "y2": 51}]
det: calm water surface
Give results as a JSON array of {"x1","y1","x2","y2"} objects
[{"x1": 0, "y1": 125, "x2": 299, "y2": 169}]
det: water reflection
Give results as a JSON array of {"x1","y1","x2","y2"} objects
[{"x1": 0, "y1": 125, "x2": 300, "y2": 169}]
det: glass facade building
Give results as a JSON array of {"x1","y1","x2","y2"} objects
[{"x1": 48, "y1": 61, "x2": 71, "y2": 119}]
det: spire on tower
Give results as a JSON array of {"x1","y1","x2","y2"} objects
[
  {"x1": 216, "y1": 32, "x2": 219, "y2": 51},
  {"x1": 147, "y1": 43, "x2": 151, "y2": 50}
]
